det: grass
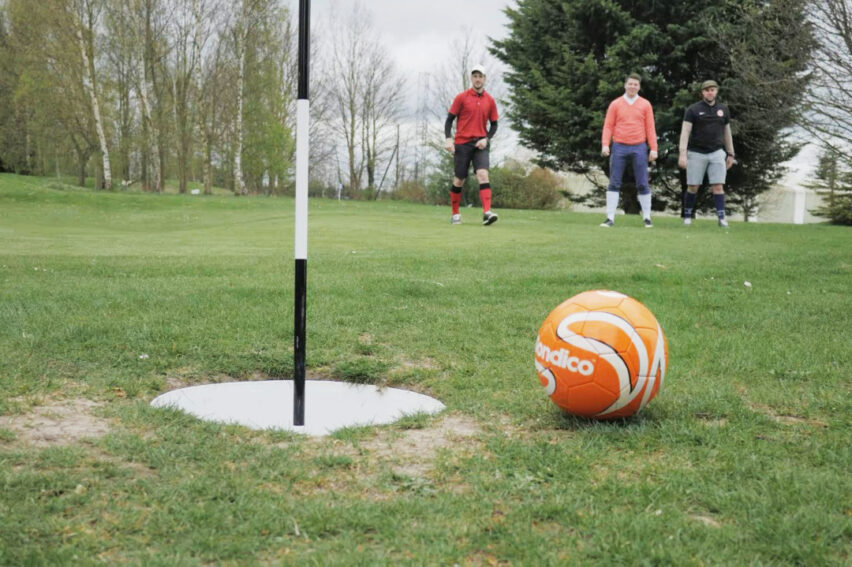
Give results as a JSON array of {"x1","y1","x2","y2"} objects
[{"x1": 0, "y1": 173, "x2": 850, "y2": 564}]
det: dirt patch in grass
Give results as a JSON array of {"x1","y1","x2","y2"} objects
[
  {"x1": 695, "y1": 412, "x2": 728, "y2": 427},
  {"x1": 362, "y1": 414, "x2": 482, "y2": 478},
  {"x1": 0, "y1": 397, "x2": 111, "y2": 447},
  {"x1": 689, "y1": 514, "x2": 722, "y2": 527},
  {"x1": 747, "y1": 402, "x2": 828, "y2": 428}
]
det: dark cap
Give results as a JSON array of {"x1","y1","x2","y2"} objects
[{"x1": 701, "y1": 80, "x2": 719, "y2": 90}]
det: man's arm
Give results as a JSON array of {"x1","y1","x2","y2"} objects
[
  {"x1": 475, "y1": 120, "x2": 498, "y2": 150},
  {"x1": 677, "y1": 121, "x2": 692, "y2": 169},
  {"x1": 723, "y1": 123, "x2": 735, "y2": 168},
  {"x1": 444, "y1": 113, "x2": 456, "y2": 152},
  {"x1": 601, "y1": 102, "x2": 616, "y2": 156},
  {"x1": 646, "y1": 103, "x2": 658, "y2": 161}
]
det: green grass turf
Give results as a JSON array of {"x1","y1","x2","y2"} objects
[{"x1": 1, "y1": 173, "x2": 849, "y2": 564}]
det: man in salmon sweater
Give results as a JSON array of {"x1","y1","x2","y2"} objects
[{"x1": 600, "y1": 73, "x2": 658, "y2": 228}]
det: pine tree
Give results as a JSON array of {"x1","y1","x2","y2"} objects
[{"x1": 492, "y1": 0, "x2": 814, "y2": 216}]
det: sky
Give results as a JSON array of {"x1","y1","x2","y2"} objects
[{"x1": 306, "y1": 0, "x2": 515, "y2": 80}]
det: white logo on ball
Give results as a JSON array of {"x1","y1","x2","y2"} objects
[{"x1": 535, "y1": 339, "x2": 594, "y2": 376}]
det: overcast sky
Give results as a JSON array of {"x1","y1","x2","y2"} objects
[{"x1": 304, "y1": 0, "x2": 514, "y2": 82}]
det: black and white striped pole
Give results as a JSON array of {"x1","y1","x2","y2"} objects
[{"x1": 293, "y1": 0, "x2": 310, "y2": 426}]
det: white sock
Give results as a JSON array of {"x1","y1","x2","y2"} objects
[
  {"x1": 606, "y1": 191, "x2": 619, "y2": 221},
  {"x1": 638, "y1": 192, "x2": 652, "y2": 220}
]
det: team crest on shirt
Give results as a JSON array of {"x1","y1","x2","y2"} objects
[{"x1": 717, "y1": 109, "x2": 724, "y2": 117}]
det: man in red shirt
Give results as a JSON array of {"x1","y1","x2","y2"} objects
[
  {"x1": 444, "y1": 65, "x2": 499, "y2": 226},
  {"x1": 600, "y1": 73, "x2": 658, "y2": 228}
]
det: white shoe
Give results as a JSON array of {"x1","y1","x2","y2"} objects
[
  {"x1": 451, "y1": 214, "x2": 461, "y2": 225},
  {"x1": 718, "y1": 218, "x2": 729, "y2": 228},
  {"x1": 683, "y1": 217, "x2": 692, "y2": 226}
]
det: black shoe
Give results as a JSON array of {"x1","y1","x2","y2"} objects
[
  {"x1": 599, "y1": 218, "x2": 613, "y2": 227},
  {"x1": 483, "y1": 211, "x2": 498, "y2": 226}
]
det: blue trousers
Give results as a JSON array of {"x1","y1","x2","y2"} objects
[{"x1": 607, "y1": 142, "x2": 650, "y2": 195}]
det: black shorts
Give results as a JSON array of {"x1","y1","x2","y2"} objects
[{"x1": 454, "y1": 141, "x2": 490, "y2": 179}]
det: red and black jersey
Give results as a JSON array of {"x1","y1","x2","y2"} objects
[{"x1": 448, "y1": 89, "x2": 499, "y2": 144}]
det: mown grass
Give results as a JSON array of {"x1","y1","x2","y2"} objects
[{"x1": 0, "y1": 173, "x2": 849, "y2": 565}]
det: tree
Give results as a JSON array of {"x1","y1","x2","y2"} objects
[
  {"x1": 71, "y1": 0, "x2": 112, "y2": 190},
  {"x1": 492, "y1": 0, "x2": 814, "y2": 217},
  {"x1": 808, "y1": 146, "x2": 852, "y2": 225},
  {"x1": 802, "y1": 0, "x2": 852, "y2": 154},
  {"x1": 325, "y1": 1, "x2": 404, "y2": 197}
]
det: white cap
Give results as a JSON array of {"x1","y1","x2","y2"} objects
[{"x1": 471, "y1": 65, "x2": 486, "y2": 76}]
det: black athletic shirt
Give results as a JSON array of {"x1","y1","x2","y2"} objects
[{"x1": 684, "y1": 100, "x2": 730, "y2": 154}]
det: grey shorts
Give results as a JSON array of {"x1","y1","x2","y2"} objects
[{"x1": 686, "y1": 149, "x2": 727, "y2": 185}]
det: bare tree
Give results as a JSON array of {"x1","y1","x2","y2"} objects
[
  {"x1": 324, "y1": 2, "x2": 404, "y2": 196},
  {"x1": 802, "y1": 0, "x2": 852, "y2": 152},
  {"x1": 361, "y1": 38, "x2": 404, "y2": 194}
]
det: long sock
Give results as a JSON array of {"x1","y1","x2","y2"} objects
[
  {"x1": 638, "y1": 192, "x2": 652, "y2": 220},
  {"x1": 684, "y1": 191, "x2": 697, "y2": 218},
  {"x1": 606, "y1": 190, "x2": 619, "y2": 221},
  {"x1": 479, "y1": 183, "x2": 491, "y2": 212},
  {"x1": 714, "y1": 193, "x2": 726, "y2": 218},
  {"x1": 450, "y1": 186, "x2": 462, "y2": 215}
]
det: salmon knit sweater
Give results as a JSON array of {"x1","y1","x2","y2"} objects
[{"x1": 601, "y1": 96, "x2": 658, "y2": 151}]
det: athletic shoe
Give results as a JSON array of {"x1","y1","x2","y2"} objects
[
  {"x1": 451, "y1": 214, "x2": 461, "y2": 225},
  {"x1": 599, "y1": 218, "x2": 613, "y2": 227},
  {"x1": 483, "y1": 211, "x2": 498, "y2": 226},
  {"x1": 644, "y1": 218, "x2": 653, "y2": 228},
  {"x1": 683, "y1": 217, "x2": 692, "y2": 226},
  {"x1": 718, "y1": 218, "x2": 729, "y2": 228}
]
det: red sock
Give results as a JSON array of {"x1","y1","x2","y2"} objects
[
  {"x1": 450, "y1": 189, "x2": 462, "y2": 215},
  {"x1": 479, "y1": 183, "x2": 491, "y2": 212}
]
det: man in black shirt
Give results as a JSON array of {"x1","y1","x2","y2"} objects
[{"x1": 677, "y1": 80, "x2": 736, "y2": 227}]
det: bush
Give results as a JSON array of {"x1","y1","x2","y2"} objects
[
  {"x1": 491, "y1": 162, "x2": 563, "y2": 210},
  {"x1": 390, "y1": 180, "x2": 429, "y2": 203},
  {"x1": 812, "y1": 193, "x2": 852, "y2": 226}
]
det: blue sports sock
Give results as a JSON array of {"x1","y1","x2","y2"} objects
[
  {"x1": 714, "y1": 193, "x2": 726, "y2": 218},
  {"x1": 684, "y1": 191, "x2": 697, "y2": 217}
]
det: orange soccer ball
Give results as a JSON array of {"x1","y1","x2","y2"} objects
[{"x1": 534, "y1": 290, "x2": 668, "y2": 419}]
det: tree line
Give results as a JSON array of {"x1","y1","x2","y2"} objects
[{"x1": 0, "y1": 0, "x2": 850, "y2": 223}]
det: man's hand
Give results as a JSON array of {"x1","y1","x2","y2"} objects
[
  {"x1": 445, "y1": 138, "x2": 455, "y2": 153},
  {"x1": 475, "y1": 138, "x2": 488, "y2": 150},
  {"x1": 649, "y1": 150, "x2": 658, "y2": 163},
  {"x1": 601, "y1": 145, "x2": 610, "y2": 157},
  {"x1": 726, "y1": 154, "x2": 736, "y2": 170},
  {"x1": 678, "y1": 152, "x2": 687, "y2": 170}
]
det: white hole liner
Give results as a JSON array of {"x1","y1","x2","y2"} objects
[{"x1": 150, "y1": 380, "x2": 445, "y2": 436}]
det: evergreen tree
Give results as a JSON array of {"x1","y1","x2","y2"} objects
[
  {"x1": 492, "y1": 0, "x2": 813, "y2": 216},
  {"x1": 808, "y1": 147, "x2": 852, "y2": 225}
]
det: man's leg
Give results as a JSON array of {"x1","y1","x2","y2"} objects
[
  {"x1": 632, "y1": 144, "x2": 653, "y2": 225},
  {"x1": 603, "y1": 143, "x2": 627, "y2": 226},
  {"x1": 450, "y1": 177, "x2": 463, "y2": 223},
  {"x1": 706, "y1": 150, "x2": 728, "y2": 226},
  {"x1": 683, "y1": 186, "x2": 699, "y2": 225},
  {"x1": 473, "y1": 147, "x2": 497, "y2": 225},
  {"x1": 683, "y1": 150, "x2": 707, "y2": 225},
  {"x1": 451, "y1": 144, "x2": 473, "y2": 223},
  {"x1": 711, "y1": 184, "x2": 727, "y2": 226},
  {"x1": 475, "y1": 169, "x2": 491, "y2": 213}
]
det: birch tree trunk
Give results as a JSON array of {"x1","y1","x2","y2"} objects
[
  {"x1": 137, "y1": 54, "x2": 161, "y2": 192},
  {"x1": 232, "y1": 0, "x2": 246, "y2": 195},
  {"x1": 74, "y1": 1, "x2": 112, "y2": 190},
  {"x1": 193, "y1": 0, "x2": 213, "y2": 195}
]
